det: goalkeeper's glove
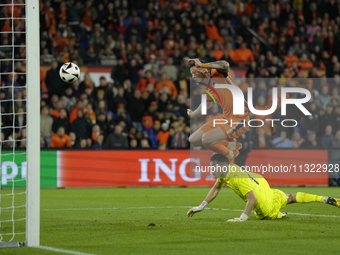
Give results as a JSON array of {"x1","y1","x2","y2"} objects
[
  {"x1": 187, "y1": 201, "x2": 208, "y2": 217},
  {"x1": 227, "y1": 213, "x2": 248, "y2": 222}
]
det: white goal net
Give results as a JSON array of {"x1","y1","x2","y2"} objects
[{"x1": 0, "y1": 0, "x2": 40, "y2": 248}]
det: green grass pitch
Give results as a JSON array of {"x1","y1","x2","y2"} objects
[{"x1": 1, "y1": 187, "x2": 340, "y2": 255}]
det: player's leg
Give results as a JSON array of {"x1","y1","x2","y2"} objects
[
  {"x1": 285, "y1": 192, "x2": 340, "y2": 207},
  {"x1": 201, "y1": 127, "x2": 239, "y2": 160},
  {"x1": 200, "y1": 119, "x2": 242, "y2": 149},
  {"x1": 188, "y1": 128, "x2": 204, "y2": 146}
]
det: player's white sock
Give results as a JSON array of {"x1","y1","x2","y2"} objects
[
  {"x1": 228, "y1": 142, "x2": 236, "y2": 150},
  {"x1": 226, "y1": 150, "x2": 234, "y2": 159}
]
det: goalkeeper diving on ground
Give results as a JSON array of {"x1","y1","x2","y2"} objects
[{"x1": 188, "y1": 154, "x2": 340, "y2": 221}]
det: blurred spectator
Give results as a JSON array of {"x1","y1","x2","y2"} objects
[
  {"x1": 71, "y1": 109, "x2": 91, "y2": 139},
  {"x1": 315, "y1": 86, "x2": 332, "y2": 111},
  {"x1": 40, "y1": 106, "x2": 53, "y2": 142},
  {"x1": 45, "y1": 61, "x2": 64, "y2": 98},
  {"x1": 61, "y1": 86, "x2": 77, "y2": 113},
  {"x1": 15, "y1": 107, "x2": 26, "y2": 134},
  {"x1": 106, "y1": 125, "x2": 128, "y2": 148},
  {"x1": 231, "y1": 42, "x2": 255, "y2": 66},
  {"x1": 252, "y1": 128, "x2": 271, "y2": 149},
  {"x1": 50, "y1": 126, "x2": 72, "y2": 148},
  {"x1": 285, "y1": 50, "x2": 299, "y2": 67},
  {"x1": 158, "y1": 142, "x2": 167, "y2": 150},
  {"x1": 91, "y1": 124, "x2": 100, "y2": 142},
  {"x1": 136, "y1": 70, "x2": 157, "y2": 92},
  {"x1": 126, "y1": 90, "x2": 145, "y2": 132},
  {"x1": 40, "y1": 132, "x2": 47, "y2": 148},
  {"x1": 96, "y1": 113, "x2": 109, "y2": 138},
  {"x1": 41, "y1": 48, "x2": 55, "y2": 65},
  {"x1": 148, "y1": 120, "x2": 160, "y2": 148},
  {"x1": 334, "y1": 106, "x2": 340, "y2": 132},
  {"x1": 83, "y1": 103, "x2": 96, "y2": 125},
  {"x1": 127, "y1": 58, "x2": 142, "y2": 86},
  {"x1": 95, "y1": 100, "x2": 107, "y2": 117},
  {"x1": 14, "y1": 62, "x2": 26, "y2": 86},
  {"x1": 161, "y1": 57, "x2": 178, "y2": 81},
  {"x1": 80, "y1": 73, "x2": 94, "y2": 90},
  {"x1": 84, "y1": 46, "x2": 98, "y2": 65},
  {"x1": 115, "y1": 104, "x2": 130, "y2": 125},
  {"x1": 93, "y1": 134, "x2": 106, "y2": 149},
  {"x1": 52, "y1": 108, "x2": 70, "y2": 134},
  {"x1": 110, "y1": 86, "x2": 127, "y2": 113},
  {"x1": 79, "y1": 139, "x2": 87, "y2": 148},
  {"x1": 86, "y1": 138, "x2": 92, "y2": 148},
  {"x1": 130, "y1": 139, "x2": 138, "y2": 148},
  {"x1": 170, "y1": 125, "x2": 188, "y2": 149},
  {"x1": 331, "y1": 131, "x2": 340, "y2": 148},
  {"x1": 142, "y1": 54, "x2": 158, "y2": 76},
  {"x1": 304, "y1": 102, "x2": 319, "y2": 134},
  {"x1": 69, "y1": 132, "x2": 77, "y2": 147},
  {"x1": 321, "y1": 105, "x2": 336, "y2": 133},
  {"x1": 70, "y1": 100, "x2": 84, "y2": 124},
  {"x1": 156, "y1": 73, "x2": 178, "y2": 99},
  {"x1": 291, "y1": 132, "x2": 304, "y2": 149},
  {"x1": 140, "y1": 138, "x2": 151, "y2": 148},
  {"x1": 157, "y1": 123, "x2": 170, "y2": 147},
  {"x1": 141, "y1": 116, "x2": 153, "y2": 135},
  {"x1": 111, "y1": 59, "x2": 126, "y2": 86},
  {"x1": 321, "y1": 125, "x2": 334, "y2": 148},
  {"x1": 301, "y1": 132, "x2": 319, "y2": 149},
  {"x1": 99, "y1": 46, "x2": 117, "y2": 66},
  {"x1": 106, "y1": 112, "x2": 115, "y2": 133},
  {"x1": 272, "y1": 131, "x2": 293, "y2": 148}
]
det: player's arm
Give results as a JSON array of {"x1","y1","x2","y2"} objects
[
  {"x1": 187, "y1": 180, "x2": 223, "y2": 217},
  {"x1": 188, "y1": 58, "x2": 229, "y2": 73},
  {"x1": 227, "y1": 191, "x2": 257, "y2": 222},
  {"x1": 187, "y1": 101, "x2": 213, "y2": 119},
  {"x1": 243, "y1": 191, "x2": 257, "y2": 217}
]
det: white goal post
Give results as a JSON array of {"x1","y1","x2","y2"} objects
[
  {"x1": 0, "y1": 0, "x2": 40, "y2": 248},
  {"x1": 26, "y1": 0, "x2": 40, "y2": 247}
]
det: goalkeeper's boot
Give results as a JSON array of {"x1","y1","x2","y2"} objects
[
  {"x1": 322, "y1": 197, "x2": 340, "y2": 208},
  {"x1": 228, "y1": 150, "x2": 239, "y2": 164},
  {"x1": 236, "y1": 142, "x2": 242, "y2": 150}
]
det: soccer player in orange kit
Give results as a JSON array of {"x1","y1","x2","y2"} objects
[{"x1": 187, "y1": 58, "x2": 249, "y2": 162}]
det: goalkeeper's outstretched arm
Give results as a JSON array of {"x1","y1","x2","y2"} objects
[
  {"x1": 187, "y1": 180, "x2": 223, "y2": 217},
  {"x1": 227, "y1": 191, "x2": 257, "y2": 222}
]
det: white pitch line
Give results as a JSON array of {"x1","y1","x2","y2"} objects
[
  {"x1": 209, "y1": 208, "x2": 340, "y2": 218},
  {"x1": 35, "y1": 245, "x2": 96, "y2": 255},
  {"x1": 41, "y1": 206, "x2": 340, "y2": 218}
]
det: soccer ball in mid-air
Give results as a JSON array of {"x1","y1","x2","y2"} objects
[{"x1": 59, "y1": 62, "x2": 80, "y2": 83}]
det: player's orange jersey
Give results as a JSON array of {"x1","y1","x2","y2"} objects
[{"x1": 205, "y1": 69, "x2": 249, "y2": 123}]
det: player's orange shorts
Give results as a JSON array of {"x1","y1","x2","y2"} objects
[{"x1": 200, "y1": 115, "x2": 249, "y2": 141}]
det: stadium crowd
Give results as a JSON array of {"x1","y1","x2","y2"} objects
[{"x1": 1, "y1": 0, "x2": 340, "y2": 150}]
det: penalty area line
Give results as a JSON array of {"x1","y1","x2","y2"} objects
[
  {"x1": 41, "y1": 206, "x2": 340, "y2": 218},
  {"x1": 34, "y1": 245, "x2": 96, "y2": 255}
]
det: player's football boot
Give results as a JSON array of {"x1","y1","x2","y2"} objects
[
  {"x1": 236, "y1": 142, "x2": 242, "y2": 150},
  {"x1": 228, "y1": 150, "x2": 239, "y2": 164},
  {"x1": 322, "y1": 197, "x2": 340, "y2": 208}
]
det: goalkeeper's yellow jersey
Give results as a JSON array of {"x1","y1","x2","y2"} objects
[{"x1": 218, "y1": 164, "x2": 276, "y2": 217}]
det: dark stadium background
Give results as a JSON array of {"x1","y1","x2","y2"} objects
[{"x1": 0, "y1": 0, "x2": 339, "y2": 186}]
